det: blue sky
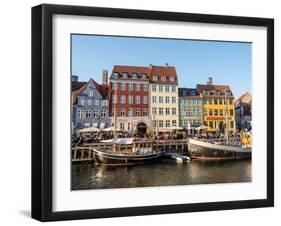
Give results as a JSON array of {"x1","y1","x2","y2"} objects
[{"x1": 72, "y1": 34, "x2": 252, "y2": 98}]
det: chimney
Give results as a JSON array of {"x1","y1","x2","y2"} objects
[
  {"x1": 207, "y1": 77, "x2": 213, "y2": 85},
  {"x1": 102, "y1": 69, "x2": 108, "y2": 85},
  {"x1": 149, "y1": 64, "x2": 153, "y2": 69},
  {"x1": 165, "y1": 63, "x2": 169, "y2": 67}
]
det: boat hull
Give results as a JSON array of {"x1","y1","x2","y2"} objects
[
  {"x1": 188, "y1": 139, "x2": 251, "y2": 160},
  {"x1": 93, "y1": 149, "x2": 163, "y2": 166}
]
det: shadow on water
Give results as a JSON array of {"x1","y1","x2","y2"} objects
[{"x1": 72, "y1": 159, "x2": 252, "y2": 190}]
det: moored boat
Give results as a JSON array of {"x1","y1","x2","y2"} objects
[
  {"x1": 188, "y1": 138, "x2": 251, "y2": 160},
  {"x1": 92, "y1": 148, "x2": 163, "y2": 166}
]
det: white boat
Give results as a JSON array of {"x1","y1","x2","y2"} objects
[{"x1": 171, "y1": 153, "x2": 191, "y2": 163}]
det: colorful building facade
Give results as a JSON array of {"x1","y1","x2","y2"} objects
[
  {"x1": 109, "y1": 65, "x2": 150, "y2": 136},
  {"x1": 196, "y1": 77, "x2": 235, "y2": 132},
  {"x1": 149, "y1": 64, "x2": 179, "y2": 132},
  {"x1": 178, "y1": 88, "x2": 203, "y2": 129},
  {"x1": 235, "y1": 92, "x2": 252, "y2": 130}
]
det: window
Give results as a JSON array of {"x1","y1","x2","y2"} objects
[
  {"x1": 172, "y1": 120, "x2": 177, "y2": 126},
  {"x1": 214, "y1": 99, "x2": 218, "y2": 104},
  {"x1": 159, "y1": 85, "x2": 163, "y2": 92},
  {"x1": 203, "y1": 90, "x2": 210, "y2": 96},
  {"x1": 128, "y1": 123, "x2": 131, "y2": 131},
  {"x1": 204, "y1": 109, "x2": 208, "y2": 115},
  {"x1": 172, "y1": 97, "x2": 176, "y2": 104},
  {"x1": 112, "y1": 95, "x2": 117, "y2": 104},
  {"x1": 112, "y1": 73, "x2": 118, "y2": 79},
  {"x1": 152, "y1": 75, "x2": 158, "y2": 81},
  {"x1": 136, "y1": 84, "x2": 141, "y2": 91},
  {"x1": 78, "y1": 110, "x2": 83, "y2": 118},
  {"x1": 120, "y1": 123, "x2": 125, "y2": 130},
  {"x1": 132, "y1": 73, "x2": 137, "y2": 79},
  {"x1": 143, "y1": 84, "x2": 148, "y2": 91},
  {"x1": 208, "y1": 99, "x2": 212, "y2": 104},
  {"x1": 87, "y1": 99, "x2": 92, "y2": 105},
  {"x1": 188, "y1": 109, "x2": 193, "y2": 115},
  {"x1": 161, "y1": 76, "x2": 166, "y2": 81},
  {"x1": 166, "y1": 120, "x2": 170, "y2": 127},
  {"x1": 120, "y1": 108, "x2": 126, "y2": 117},
  {"x1": 229, "y1": 99, "x2": 233, "y2": 104},
  {"x1": 79, "y1": 99, "x2": 85, "y2": 105},
  {"x1": 143, "y1": 109, "x2": 148, "y2": 116},
  {"x1": 172, "y1": 86, "x2": 176, "y2": 92},
  {"x1": 209, "y1": 109, "x2": 213, "y2": 116},
  {"x1": 152, "y1": 108, "x2": 157, "y2": 115},
  {"x1": 136, "y1": 96, "x2": 141, "y2": 104},
  {"x1": 172, "y1": 108, "x2": 176, "y2": 115},
  {"x1": 152, "y1": 96, "x2": 157, "y2": 103},
  {"x1": 170, "y1": 77, "x2": 175, "y2": 82},
  {"x1": 165, "y1": 108, "x2": 170, "y2": 115},
  {"x1": 89, "y1": 90, "x2": 94, "y2": 97},
  {"x1": 159, "y1": 96, "x2": 163, "y2": 103},
  {"x1": 191, "y1": 90, "x2": 196, "y2": 96},
  {"x1": 129, "y1": 83, "x2": 134, "y2": 91},
  {"x1": 95, "y1": 99, "x2": 99, "y2": 106},
  {"x1": 220, "y1": 109, "x2": 224, "y2": 116},
  {"x1": 226, "y1": 91, "x2": 232, "y2": 96},
  {"x1": 209, "y1": 121, "x2": 213, "y2": 129},
  {"x1": 128, "y1": 108, "x2": 133, "y2": 117},
  {"x1": 112, "y1": 83, "x2": 118, "y2": 90},
  {"x1": 143, "y1": 96, "x2": 148, "y2": 104},
  {"x1": 230, "y1": 109, "x2": 234, "y2": 116},
  {"x1": 230, "y1": 121, "x2": 234, "y2": 128},
  {"x1": 215, "y1": 90, "x2": 221, "y2": 96},
  {"x1": 165, "y1": 96, "x2": 170, "y2": 103},
  {"x1": 182, "y1": 89, "x2": 187, "y2": 96},
  {"x1": 128, "y1": 96, "x2": 133, "y2": 104},
  {"x1": 219, "y1": 98, "x2": 223, "y2": 105},
  {"x1": 214, "y1": 109, "x2": 218, "y2": 116},
  {"x1": 120, "y1": 95, "x2": 126, "y2": 104},
  {"x1": 165, "y1": 85, "x2": 170, "y2": 92},
  {"x1": 152, "y1": 84, "x2": 157, "y2": 92},
  {"x1": 93, "y1": 110, "x2": 99, "y2": 118},
  {"x1": 86, "y1": 110, "x2": 91, "y2": 118},
  {"x1": 159, "y1": 108, "x2": 163, "y2": 115},
  {"x1": 101, "y1": 110, "x2": 106, "y2": 118},
  {"x1": 153, "y1": 120, "x2": 157, "y2": 128},
  {"x1": 136, "y1": 108, "x2": 140, "y2": 116},
  {"x1": 121, "y1": 83, "x2": 126, "y2": 91},
  {"x1": 159, "y1": 120, "x2": 163, "y2": 127},
  {"x1": 101, "y1": 100, "x2": 108, "y2": 107},
  {"x1": 112, "y1": 109, "x2": 116, "y2": 117},
  {"x1": 122, "y1": 73, "x2": 128, "y2": 78},
  {"x1": 141, "y1": 74, "x2": 147, "y2": 79}
]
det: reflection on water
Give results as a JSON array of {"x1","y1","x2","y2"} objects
[{"x1": 71, "y1": 160, "x2": 251, "y2": 190}]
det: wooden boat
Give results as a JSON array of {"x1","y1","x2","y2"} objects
[
  {"x1": 188, "y1": 138, "x2": 251, "y2": 160},
  {"x1": 171, "y1": 153, "x2": 190, "y2": 163},
  {"x1": 92, "y1": 148, "x2": 163, "y2": 166}
]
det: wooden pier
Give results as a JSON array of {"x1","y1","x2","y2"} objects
[{"x1": 72, "y1": 139, "x2": 188, "y2": 162}]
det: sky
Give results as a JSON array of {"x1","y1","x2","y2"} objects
[{"x1": 72, "y1": 34, "x2": 252, "y2": 98}]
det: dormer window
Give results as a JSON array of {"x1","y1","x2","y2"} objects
[
  {"x1": 215, "y1": 90, "x2": 221, "y2": 96},
  {"x1": 141, "y1": 74, "x2": 147, "y2": 79},
  {"x1": 203, "y1": 90, "x2": 210, "y2": 96},
  {"x1": 112, "y1": 73, "x2": 119, "y2": 79},
  {"x1": 225, "y1": 90, "x2": 232, "y2": 96},
  {"x1": 191, "y1": 90, "x2": 196, "y2": 96},
  {"x1": 170, "y1": 77, "x2": 175, "y2": 82},
  {"x1": 132, "y1": 73, "x2": 137, "y2": 79},
  {"x1": 161, "y1": 76, "x2": 166, "y2": 81},
  {"x1": 122, "y1": 73, "x2": 128, "y2": 78},
  {"x1": 152, "y1": 75, "x2": 158, "y2": 81}
]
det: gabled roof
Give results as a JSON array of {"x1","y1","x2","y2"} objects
[
  {"x1": 235, "y1": 92, "x2": 252, "y2": 104},
  {"x1": 196, "y1": 84, "x2": 231, "y2": 95}
]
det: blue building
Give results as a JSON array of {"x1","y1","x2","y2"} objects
[{"x1": 72, "y1": 74, "x2": 111, "y2": 134}]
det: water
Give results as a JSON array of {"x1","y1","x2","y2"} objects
[{"x1": 71, "y1": 159, "x2": 251, "y2": 190}]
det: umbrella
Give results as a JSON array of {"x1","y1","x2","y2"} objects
[
  {"x1": 196, "y1": 125, "x2": 208, "y2": 130},
  {"x1": 79, "y1": 127, "x2": 100, "y2": 133},
  {"x1": 170, "y1": 126, "x2": 184, "y2": 130},
  {"x1": 102, "y1": 126, "x2": 121, "y2": 132}
]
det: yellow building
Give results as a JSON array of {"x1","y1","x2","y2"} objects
[
  {"x1": 197, "y1": 78, "x2": 235, "y2": 132},
  {"x1": 149, "y1": 65, "x2": 179, "y2": 132}
]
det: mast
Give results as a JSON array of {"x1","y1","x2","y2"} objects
[{"x1": 114, "y1": 81, "x2": 117, "y2": 139}]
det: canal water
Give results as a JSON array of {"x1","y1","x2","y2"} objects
[{"x1": 72, "y1": 159, "x2": 251, "y2": 190}]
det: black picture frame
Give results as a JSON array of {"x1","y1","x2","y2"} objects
[{"x1": 32, "y1": 3, "x2": 274, "y2": 222}]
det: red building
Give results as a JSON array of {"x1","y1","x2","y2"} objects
[{"x1": 109, "y1": 65, "x2": 150, "y2": 135}]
